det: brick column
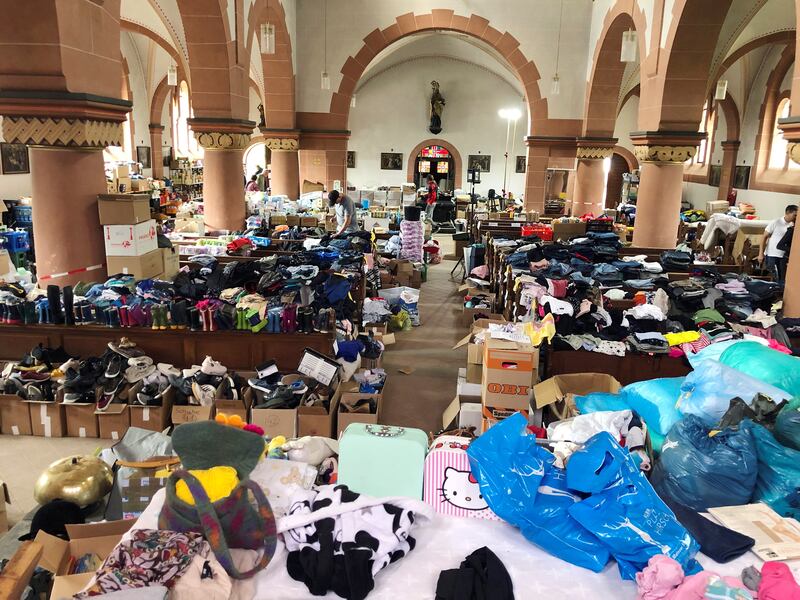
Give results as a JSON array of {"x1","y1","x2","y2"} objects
[
  {"x1": 777, "y1": 119, "x2": 800, "y2": 316},
  {"x1": 189, "y1": 118, "x2": 255, "y2": 232},
  {"x1": 0, "y1": 92, "x2": 131, "y2": 285},
  {"x1": 149, "y1": 124, "x2": 164, "y2": 179},
  {"x1": 717, "y1": 140, "x2": 740, "y2": 202},
  {"x1": 262, "y1": 130, "x2": 300, "y2": 199},
  {"x1": 572, "y1": 139, "x2": 616, "y2": 216},
  {"x1": 631, "y1": 131, "x2": 704, "y2": 249}
]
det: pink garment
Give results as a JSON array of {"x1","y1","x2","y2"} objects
[
  {"x1": 767, "y1": 338, "x2": 792, "y2": 354},
  {"x1": 636, "y1": 556, "x2": 750, "y2": 600},
  {"x1": 470, "y1": 265, "x2": 489, "y2": 279},
  {"x1": 759, "y1": 561, "x2": 800, "y2": 600},
  {"x1": 529, "y1": 259, "x2": 549, "y2": 271},
  {"x1": 668, "y1": 347, "x2": 685, "y2": 358},
  {"x1": 546, "y1": 278, "x2": 568, "y2": 298}
]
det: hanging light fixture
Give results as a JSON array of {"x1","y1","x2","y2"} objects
[
  {"x1": 260, "y1": 23, "x2": 276, "y2": 55},
  {"x1": 167, "y1": 65, "x2": 178, "y2": 86},
  {"x1": 620, "y1": 30, "x2": 638, "y2": 62},
  {"x1": 350, "y1": 95, "x2": 357, "y2": 108},
  {"x1": 321, "y1": 0, "x2": 330, "y2": 90},
  {"x1": 552, "y1": 0, "x2": 563, "y2": 96},
  {"x1": 714, "y1": 80, "x2": 729, "y2": 101}
]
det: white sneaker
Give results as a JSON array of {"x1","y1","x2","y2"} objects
[
  {"x1": 157, "y1": 363, "x2": 180, "y2": 377},
  {"x1": 182, "y1": 365, "x2": 201, "y2": 378},
  {"x1": 191, "y1": 381, "x2": 216, "y2": 407},
  {"x1": 200, "y1": 355, "x2": 227, "y2": 376},
  {"x1": 59, "y1": 358, "x2": 80, "y2": 373}
]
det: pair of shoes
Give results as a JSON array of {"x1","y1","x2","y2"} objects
[
  {"x1": 198, "y1": 306, "x2": 217, "y2": 332},
  {"x1": 187, "y1": 307, "x2": 202, "y2": 332},
  {"x1": 150, "y1": 304, "x2": 169, "y2": 330},
  {"x1": 96, "y1": 375, "x2": 124, "y2": 411},
  {"x1": 297, "y1": 307, "x2": 315, "y2": 334},
  {"x1": 281, "y1": 305, "x2": 298, "y2": 333},
  {"x1": 170, "y1": 300, "x2": 188, "y2": 329}
]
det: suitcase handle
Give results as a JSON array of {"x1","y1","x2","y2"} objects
[{"x1": 365, "y1": 425, "x2": 405, "y2": 438}]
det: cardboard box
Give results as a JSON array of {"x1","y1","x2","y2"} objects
[
  {"x1": 161, "y1": 247, "x2": 180, "y2": 280},
  {"x1": 482, "y1": 404, "x2": 527, "y2": 433},
  {"x1": 706, "y1": 200, "x2": 730, "y2": 215},
  {"x1": 129, "y1": 386, "x2": 174, "y2": 432},
  {"x1": 302, "y1": 180, "x2": 324, "y2": 194},
  {"x1": 103, "y1": 220, "x2": 158, "y2": 256},
  {"x1": 98, "y1": 193, "x2": 152, "y2": 225},
  {"x1": 27, "y1": 401, "x2": 66, "y2": 437},
  {"x1": 463, "y1": 310, "x2": 504, "y2": 328},
  {"x1": 325, "y1": 215, "x2": 338, "y2": 232},
  {"x1": 215, "y1": 386, "x2": 250, "y2": 424},
  {"x1": 481, "y1": 339, "x2": 538, "y2": 411},
  {"x1": 532, "y1": 373, "x2": 622, "y2": 421},
  {"x1": 171, "y1": 404, "x2": 214, "y2": 425},
  {"x1": 0, "y1": 394, "x2": 32, "y2": 436},
  {"x1": 129, "y1": 178, "x2": 149, "y2": 192},
  {"x1": 96, "y1": 404, "x2": 130, "y2": 440},
  {"x1": 64, "y1": 402, "x2": 99, "y2": 438},
  {"x1": 174, "y1": 217, "x2": 205, "y2": 236},
  {"x1": 286, "y1": 215, "x2": 301, "y2": 227},
  {"x1": 297, "y1": 405, "x2": 333, "y2": 438},
  {"x1": 336, "y1": 392, "x2": 381, "y2": 436},
  {"x1": 465, "y1": 363, "x2": 482, "y2": 384},
  {"x1": 116, "y1": 176, "x2": 132, "y2": 193},
  {"x1": 301, "y1": 216, "x2": 319, "y2": 227},
  {"x1": 0, "y1": 480, "x2": 9, "y2": 533},
  {"x1": 106, "y1": 248, "x2": 163, "y2": 279},
  {"x1": 552, "y1": 221, "x2": 587, "y2": 242},
  {"x1": 251, "y1": 406, "x2": 297, "y2": 439},
  {"x1": 37, "y1": 520, "x2": 135, "y2": 599},
  {"x1": 456, "y1": 367, "x2": 482, "y2": 403},
  {"x1": 270, "y1": 215, "x2": 288, "y2": 226},
  {"x1": 441, "y1": 396, "x2": 483, "y2": 431}
]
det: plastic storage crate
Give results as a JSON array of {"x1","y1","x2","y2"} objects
[
  {"x1": 12, "y1": 205, "x2": 32, "y2": 225},
  {"x1": 0, "y1": 229, "x2": 30, "y2": 253}
]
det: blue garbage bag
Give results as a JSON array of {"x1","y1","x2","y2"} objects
[
  {"x1": 775, "y1": 398, "x2": 800, "y2": 451},
  {"x1": 650, "y1": 415, "x2": 758, "y2": 511},
  {"x1": 623, "y1": 377, "x2": 684, "y2": 437},
  {"x1": 467, "y1": 413, "x2": 610, "y2": 572},
  {"x1": 720, "y1": 341, "x2": 800, "y2": 397},
  {"x1": 566, "y1": 432, "x2": 701, "y2": 580},
  {"x1": 575, "y1": 393, "x2": 629, "y2": 414},
  {"x1": 741, "y1": 420, "x2": 800, "y2": 519},
  {"x1": 677, "y1": 361, "x2": 792, "y2": 425}
]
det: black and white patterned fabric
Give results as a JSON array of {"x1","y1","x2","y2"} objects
[{"x1": 280, "y1": 484, "x2": 432, "y2": 600}]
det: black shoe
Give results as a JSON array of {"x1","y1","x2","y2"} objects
[
  {"x1": 63, "y1": 286, "x2": 75, "y2": 326},
  {"x1": 188, "y1": 307, "x2": 202, "y2": 332},
  {"x1": 105, "y1": 307, "x2": 120, "y2": 328},
  {"x1": 22, "y1": 301, "x2": 36, "y2": 325},
  {"x1": 47, "y1": 285, "x2": 64, "y2": 325},
  {"x1": 94, "y1": 305, "x2": 106, "y2": 325}
]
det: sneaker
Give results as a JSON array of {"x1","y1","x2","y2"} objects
[
  {"x1": 257, "y1": 385, "x2": 299, "y2": 409},
  {"x1": 127, "y1": 356, "x2": 154, "y2": 369},
  {"x1": 104, "y1": 354, "x2": 123, "y2": 379},
  {"x1": 59, "y1": 358, "x2": 80, "y2": 373},
  {"x1": 191, "y1": 381, "x2": 216, "y2": 407},
  {"x1": 247, "y1": 377, "x2": 275, "y2": 394},
  {"x1": 108, "y1": 337, "x2": 144, "y2": 358},
  {"x1": 125, "y1": 363, "x2": 155, "y2": 383},
  {"x1": 200, "y1": 355, "x2": 227, "y2": 376},
  {"x1": 157, "y1": 363, "x2": 180, "y2": 377}
]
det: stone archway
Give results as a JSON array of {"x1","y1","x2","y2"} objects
[
  {"x1": 406, "y1": 138, "x2": 463, "y2": 190},
  {"x1": 327, "y1": 11, "x2": 546, "y2": 134}
]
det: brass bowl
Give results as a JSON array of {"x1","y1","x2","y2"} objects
[{"x1": 34, "y1": 455, "x2": 113, "y2": 507}]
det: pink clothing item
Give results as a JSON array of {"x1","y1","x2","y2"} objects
[
  {"x1": 529, "y1": 259, "x2": 549, "y2": 271},
  {"x1": 637, "y1": 555, "x2": 685, "y2": 600},
  {"x1": 546, "y1": 278, "x2": 568, "y2": 298},
  {"x1": 767, "y1": 338, "x2": 792, "y2": 354},
  {"x1": 759, "y1": 561, "x2": 800, "y2": 600},
  {"x1": 470, "y1": 265, "x2": 489, "y2": 279},
  {"x1": 668, "y1": 347, "x2": 685, "y2": 358}
]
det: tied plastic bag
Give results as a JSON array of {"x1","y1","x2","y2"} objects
[
  {"x1": 676, "y1": 361, "x2": 792, "y2": 425},
  {"x1": 741, "y1": 420, "x2": 800, "y2": 519},
  {"x1": 466, "y1": 413, "x2": 610, "y2": 572},
  {"x1": 650, "y1": 415, "x2": 758, "y2": 511},
  {"x1": 775, "y1": 398, "x2": 800, "y2": 451},
  {"x1": 720, "y1": 341, "x2": 800, "y2": 396},
  {"x1": 388, "y1": 309, "x2": 412, "y2": 332},
  {"x1": 566, "y1": 432, "x2": 701, "y2": 580}
]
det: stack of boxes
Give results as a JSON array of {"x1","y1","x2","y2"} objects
[{"x1": 98, "y1": 194, "x2": 178, "y2": 280}]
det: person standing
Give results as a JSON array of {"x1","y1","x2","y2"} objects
[
  {"x1": 329, "y1": 190, "x2": 359, "y2": 237},
  {"x1": 759, "y1": 204, "x2": 797, "y2": 284},
  {"x1": 425, "y1": 175, "x2": 438, "y2": 220},
  {"x1": 245, "y1": 175, "x2": 259, "y2": 192}
]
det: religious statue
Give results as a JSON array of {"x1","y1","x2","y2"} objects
[
  {"x1": 429, "y1": 80, "x2": 445, "y2": 134},
  {"x1": 257, "y1": 103, "x2": 266, "y2": 128}
]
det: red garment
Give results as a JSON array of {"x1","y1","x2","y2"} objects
[
  {"x1": 759, "y1": 562, "x2": 800, "y2": 600},
  {"x1": 426, "y1": 181, "x2": 438, "y2": 205}
]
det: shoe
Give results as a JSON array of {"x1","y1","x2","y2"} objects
[
  {"x1": 22, "y1": 301, "x2": 36, "y2": 325},
  {"x1": 128, "y1": 356, "x2": 154, "y2": 369},
  {"x1": 5, "y1": 303, "x2": 22, "y2": 325},
  {"x1": 105, "y1": 306, "x2": 120, "y2": 328},
  {"x1": 104, "y1": 354, "x2": 123, "y2": 378},
  {"x1": 118, "y1": 305, "x2": 130, "y2": 328},
  {"x1": 188, "y1": 307, "x2": 202, "y2": 332},
  {"x1": 125, "y1": 359, "x2": 155, "y2": 383},
  {"x1": 314, "y1": 309, "x2": 328, "y2": 333},
  {"x1": 170, "y1": 300, "x2": 187, "y2": 329},
  {"x1": 200, "y1": 356, "x2": 227, "y2": 376},
  {"x1": 96, "y1": 376, "x2": 123, "y2": 411},
  {"x1": 47, "y1": 285, "x2": 64, "y2": 325},
  {"x1": 216, "y1": 376, "x2": 239, "y2": 401},
  {"x1": 247, "y1": 377, "x2": 276, "y2": 394},
  {"x1": 63, "y1": 286, "x2": 74, "y2": 326},
  {"x1": 157, "y1": 363, "x2": 180, "y2": 377},
  {"x1": 108, "y1": 337, "x2": 144, "y2": 358},
  {"x1": 256, "y1": 385, "x2": 298, "y2": 409},
  {"x1": 191, "y1": 381, "x2": 216, "y2": 407}
]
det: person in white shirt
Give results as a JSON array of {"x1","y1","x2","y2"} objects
[{"x1": 758, "y1": 204, "x2": 797, "y2": 284}]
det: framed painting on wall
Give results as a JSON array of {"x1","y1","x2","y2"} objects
[
  {"x1": 733, "y1": 165, "x2": 750, "y2": 189},
  {"x1": 380, "y1": 152, "x2": 402, "y2": 170},
  {"x1": 708, "y1": 165, "x2": 722, "y2": 187},
  {"x1": 347, "y1": 151, "x2": 356, "y2": 169},
  {"x1": 136, "y1": 146, "x2": 152, "y2": 169},
  {"x1": 468, "y1": 154, "x2": 491, "y2": 172},
  {"x1": 0, "y1": 143, "x2": 30, "y2": 175},
  {"x1": 515, "y1": 156, "x2": 526, "y2": 173}
]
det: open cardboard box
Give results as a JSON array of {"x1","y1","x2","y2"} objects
[
  {"x1": 336, "y1": 392, "x2": 381, "y2": 436},
  {"x1": 532, "y1": 373, "x2": 622, "y2": 422},
  {"x1": 95, "y1": 404, "x2": 130, "y2": 440},
  {"x1": 129, "y1": 384, "x2": 174, "y2": 432},
  {"x1": 453, "y1": 317, "x2": 508, "y2": 365},
  {"x1": 38, "y1": 520, "x2": 135, "y2": 599},
  {"x1": 63, "y1": 391, "x2": 100, "y2": 438},
  {"x1": 0, "y1": 394, "x2": 33, "y2": 435},
  {"x1": 251, "y1": 402, "x2": 297, "y2": 439},
  {"x1": 171, "y1": 403, "x2": 214, "y2": 425},
  {"x1": 481, "y1": 338, "x2": 539, "y2": 411},
  {"x1": 26, "y1": 400, "x2": 66, "y2": 437}
]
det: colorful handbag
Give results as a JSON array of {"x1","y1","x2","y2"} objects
[
  {"x1": 158, "y1": 421, "x2": 277, "y2": 579},
  {"x1": 423, "y1": 435, "x2": 499, "y2": 521},
  {"x1": 338, "y1": 423, "x2": 427, "y2": 499}
]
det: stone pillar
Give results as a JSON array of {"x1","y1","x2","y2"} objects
[
  {"x1": 149, "y1": 124, "x2": 164, "y2": 179},
  {"x1": 717, "y1": 140, "x2": 740, "y2": 202},
  {"x1": 777, "y1": 120, "x2": 800, "y2": 316},
  {"x1": 631, "y1": 133, "x2": 703, "y2": 249},
  {"x1": 571, "y1": 140, "x2": 616, "y2": 216},
  {"x1": 189, "y1": 119, "x2": 254, "y2": 232},
  {"x1": 264, "y1": 133, "x2": 300, "y2": 199},
  {"x1": 0, "y1": 94, "x2": 130, "y2": 286}
]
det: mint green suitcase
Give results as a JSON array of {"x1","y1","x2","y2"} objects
[{"x1": 338, "y1": 424, "x2": 428, "y2": 499}]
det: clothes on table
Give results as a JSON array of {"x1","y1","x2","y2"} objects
[
  {"x1": 758, "y1": 561, "x2": 800, "y2": 599},
  {"x1": 635, "y1": 555, "x2": 752, "y2": 600},
  {"x1": 435, "y1": 546, "x2": 515, "y2": 600}
]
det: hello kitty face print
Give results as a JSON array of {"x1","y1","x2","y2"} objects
[{"x1": 440, "y1": 467, "x2": 488, "y2": 511}]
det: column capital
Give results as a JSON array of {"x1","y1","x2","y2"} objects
[
  {"x1": 778, "y1": 117, "x2": 800, "y2": 164},
  {"x1": 576, "y1": 137, "x2": 617, "y2": 160},
  {"x1": 259, "y1": 128, "x2": 300, "y2": 151},
  {"x1": 188, "y1": 118, "x2": 255, "y2": 150},
  {"x1": 148, "y1": 123, "x2": 165, "y2": 133},
  {"x1": 524, "y1": 135, "x2": 577, "y2": 149},
  {"x1": 720, "y1": 140, "x2": 741, "y2": 150},
  {"x1": 630, "y1": 130, "x2": 706, "y2": 164},
  {"x1": 0, "y1": 91, "x2": 131, "y2": 148}
]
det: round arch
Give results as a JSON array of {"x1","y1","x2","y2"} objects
[
  {"x1": 406, "y1": 138, "x2": 463, "y2": 190},
  {"x1": 328, "y1": 10, "x2": 546, "y2": 133},
  {"x1": 613, "y1": 145, "x2": 639, "y2": 172}
]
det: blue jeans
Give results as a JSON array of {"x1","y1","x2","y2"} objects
[{"x1": 766, "y1": 256, "x2": 787, "y2": 284}]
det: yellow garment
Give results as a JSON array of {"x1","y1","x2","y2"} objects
[
  {"x1": 524, "y1": 313, "x2": 556, "y2": 346},
  {"x1": 175, "y1": 466, "x2": 239, "y2": 505},
  {"x1": 664, "y1": 331, "x2": 701, "y2": 346}
]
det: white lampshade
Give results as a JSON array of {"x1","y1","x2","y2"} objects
[
  {"x1": 321, "y1": 71, "x2": 330, "y2": 90},
  {"x1": 260, "y1": 23, "x2": 276, "y2": 55},
  {"x1": 551, "y1": 75, "x2": 561, "y2": 96},
  {"x1": 167, "y1": 65, "x2": 177, "y2": 86},
  {"x1": 715, "y1": 80, "x2": 728, "y2": 101},
  {"x1": 621, "y1": 30, "x2": 638, "y2": 63}
]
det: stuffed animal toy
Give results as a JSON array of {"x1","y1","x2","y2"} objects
[
  {"x1": 215, "y1": 412, "x2": 265, "y2": 436},
  {"x1": 281, "y1": 436, "x2": 339, "y2": 466},
  {"x1": 266, "y1": 436, "x2": 287, "y2": 459}
]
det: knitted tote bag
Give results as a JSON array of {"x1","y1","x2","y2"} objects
[{"x1": 159, "y1": 469, "x2": 277, "y2": 579}]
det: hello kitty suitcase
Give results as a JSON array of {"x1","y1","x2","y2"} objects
[
  {"x1": 338, "y1": 423, "x2": 428, "y2": 499},
  {"x1": 423, "y1": 436, "x2": 499, "y2": 521}
]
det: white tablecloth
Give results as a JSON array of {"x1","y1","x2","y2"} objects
[{"x1": 131, "y1": 489, "x2": 763, "y2": 599}]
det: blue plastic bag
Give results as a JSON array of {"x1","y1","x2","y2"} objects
[
  {"x1": 775, "y1": 398, "x2": 800, "y2": 451},
  {"x1": 566, "y1": 432, "x2": 701, "y2": 580},
  {"x1": 677, "y1": 361, "x2": 792, "y2": 425},
  {"x1": 575, "y1": 393, "x2": 629, "y2": 414},
  {"x1": 622, "y1": 377, "x2": 684, "y2": 436},
  {"x1": 742, "y1": 420, "x2": 800, "y2": 519},
  {"x1": 650, "y1": 415, "x2": 758, "y2": 511},
  {"x1": 720, "y1": 341, "x2": 800, "y2": 397},
  {"x1": 467, "y1": 413, "x2": 610, "y2": 572}
]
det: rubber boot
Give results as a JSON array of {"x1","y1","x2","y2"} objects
[
  {"x1": 47, "y1": 285, "x2": 64, "y2": 325},
  {"x1": 106, "y1": 307, "x2": 120, "y2": 328},
  {"x1": 7, "y1": 303, "x2": 21, "y2": 325},
  {"x1": 23, "y1": 301, "x2": 36, "y2": 325},
  {"x1": 188, "y1": 307, "x2": 202, "y2": 332},
  {"x1": 37, "y1": 300, "x2": 49, "y2": 324},
  {"x1": 81, "y1": 304, "x2": 93, "y2": 325},
  {"x1": 207, "y1": 307, "x2": 217, "y2": 332},
  {"x1": 93, "y1": 305, "x2": 105, "y2": 325},
  {"x1": 63, "y1": 286, "x2": 74, "y2": 326}
]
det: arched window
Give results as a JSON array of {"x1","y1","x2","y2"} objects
[
  {"x1": 173, "y1": 81, "x2": 201, "y2": 158},
  {"x1": 769, "y1": 98, "x2": 797, "y2": 170},
  {"x1": 686, "y1": 102, "x2": 714, "y2": 166}
]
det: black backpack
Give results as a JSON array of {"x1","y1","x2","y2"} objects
[{"x1": 777, "y1": 225, "x2": 794, "y2": 253}]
